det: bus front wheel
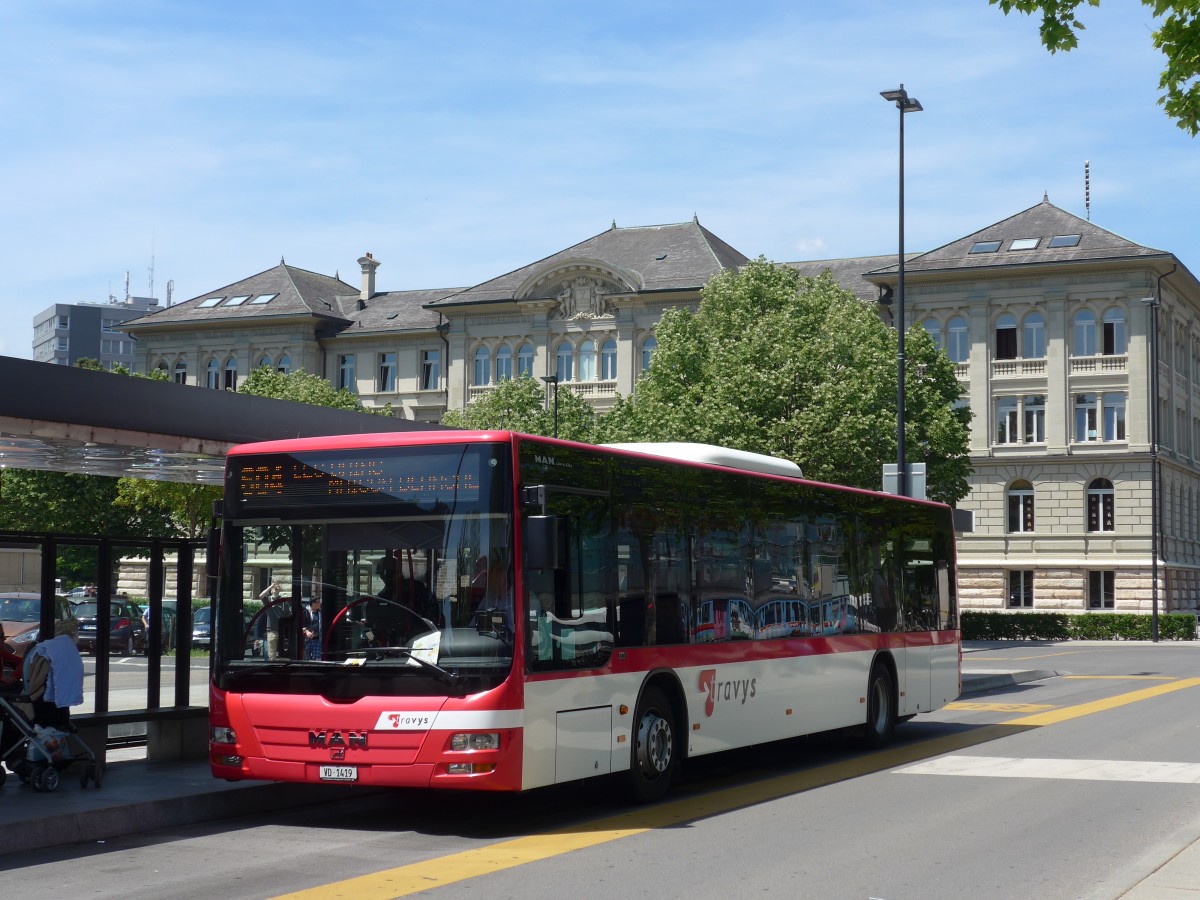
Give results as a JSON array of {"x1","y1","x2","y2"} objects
[
  {"x1": 629, "y1": 685, "x2": 676, "y2": 803},
  {"x1": 861, "y1": 663, "x2": 896, "y2": 749}
]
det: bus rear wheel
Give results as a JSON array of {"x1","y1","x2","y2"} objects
[
  {"x1": 861, "y1": 663, "x2": 896, "y2": 749},
  {"x1": 629, "y1": 685, "x2": 676, "y2": 803}
]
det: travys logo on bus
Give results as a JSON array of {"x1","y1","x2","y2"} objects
[{"x1": 698, "y1": 668, "x2": 757, "y2": 717}]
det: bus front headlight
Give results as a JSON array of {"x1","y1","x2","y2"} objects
[{"x1": 451, "y1": 732, "x2": 499, "y2": 752}]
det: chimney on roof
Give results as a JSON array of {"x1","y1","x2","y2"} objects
[{"x1": 358, "y1": 252, "x2": 380, "y2": 304}]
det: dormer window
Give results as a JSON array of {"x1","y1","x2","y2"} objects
[
  {"x1": 1009, "y1": 238, "x2": 1039, "y2": 251},
  {"x1": 969, "y1": 241, "x2": 1001, "y2": 254},
  {"x1": 1049, "y1": 234, "x2": 1081, "y2": 248}
]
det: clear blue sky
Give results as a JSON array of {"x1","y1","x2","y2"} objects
[{"x1": 1, "y1": 0, "x2": 1195, "y2": 360}]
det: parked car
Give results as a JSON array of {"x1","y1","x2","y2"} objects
[
  {"x1": 191, "y1": 605, "x2": 211, "y2": 650},
  {"x1": 73, "y1": 600, "x2": 148, "y2": 656},
  {"x1": 0, "y1": 593, "x2": 80, "y2": 679}
]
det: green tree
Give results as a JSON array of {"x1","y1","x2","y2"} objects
[
  {"x1": 238, "y1": 366, "x2": 388, "y2": 413},
  {"x1": 442, "y1": 375, "x2": 596, "y2": 441},
  {"x1": 0, "y1": 469, "x2": 184, "y2": 585},
  {"x1": 114, "y1": 480, "x2": 218, "y2": 540},
  {"x1": 597, "y1": 258, "x2": 972, "y2": 503},
  {"x1": 990, "y1": 0, "x2": 1200, "y2": 134}
]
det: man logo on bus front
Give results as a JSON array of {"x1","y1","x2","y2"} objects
[{"x1": 698, "y1": 669, "x2": 757, "y2": 717}]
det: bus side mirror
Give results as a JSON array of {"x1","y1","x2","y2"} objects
[{"x1": 525, "y1": 515, "x2": 563, "y2": 570}]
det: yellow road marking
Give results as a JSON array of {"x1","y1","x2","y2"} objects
[
  {"x1": 946, "y1": 701, "x2": 1056, "y2": 712},
  {"x1": 274, "y1": 676, "x2": 1200, "y2": 900},
  {"x1": 271, "y1": 725, "x2": 1022, "y2": 900},
  {"x1": 1002, "y1": 677, "x2": 1200, "y2": 726}
]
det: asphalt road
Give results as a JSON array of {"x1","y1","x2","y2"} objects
[{"x1": 19, "y1": 642, "x2": 1200, "y2": 900}]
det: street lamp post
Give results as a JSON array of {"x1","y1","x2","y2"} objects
[
  {"x1": 880, "y1": 84, "x2": 922, "y2": 497},
  {"x1": 540, "y1": 375, "x2": 559, "y2": 438}
]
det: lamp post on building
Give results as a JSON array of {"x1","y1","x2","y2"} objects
[
  {"x1": 880, "y1": 84, "x2": 922, "y2": 497},
  {"x1": 540, "y1": 375, "x2": 559, "y2": 438}
]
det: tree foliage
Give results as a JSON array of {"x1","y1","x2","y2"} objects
[
  {"x1": 991, "y1": 0, "x2": 1200, "y2": 134},
  {"x1": 238, "y1": 366, "x2": 387, "y2": 413},
  {"x1": 442, "y1": 375, "x2": 596, "y2": 442},
  {"x1": 114, "y1": 480, "x2": 218, "y2": 540},
  {"x1": 597, "y1": 258, "x2": 972, "y2": 503}
]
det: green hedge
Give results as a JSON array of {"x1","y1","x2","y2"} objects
[{"x1": 962, "y1": 610, "x2": 1197, "y2": 641}]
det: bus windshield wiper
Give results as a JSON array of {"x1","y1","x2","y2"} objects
[{"x1": 365, "y1": 646, "x2": 461, "y2": 686}]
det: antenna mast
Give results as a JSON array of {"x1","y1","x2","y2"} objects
[{"x1": 1084, "y1": 160, "x2": 1091, "y2": 221}]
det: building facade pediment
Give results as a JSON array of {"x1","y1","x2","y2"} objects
[{"x1": 515, "y1": 259, "x2": 642, "y2": 321}]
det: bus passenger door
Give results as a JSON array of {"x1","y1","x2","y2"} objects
[{"x1": 523, "y1": 489, "x2": 617, "y2": 787}]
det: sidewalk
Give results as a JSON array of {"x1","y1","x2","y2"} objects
[{"x1": 0, "y1": 750, "x2": 366, "y2": 856}]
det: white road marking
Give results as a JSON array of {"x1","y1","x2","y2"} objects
[{"x1": 896, "y1": 755, "x2": 1200, "y2": 784}]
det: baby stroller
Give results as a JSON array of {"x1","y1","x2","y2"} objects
[{"x1": 0, "y1": 633, "x2": 100, "y2": 792}]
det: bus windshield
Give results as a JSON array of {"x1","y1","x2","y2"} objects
[{"x1": 213, "y1": 443, "x2": 513, "y2": 695}]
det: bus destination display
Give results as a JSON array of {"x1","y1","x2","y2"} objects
[{"x1": 233, "y1": 450, "x2": 484, "y2": 514}]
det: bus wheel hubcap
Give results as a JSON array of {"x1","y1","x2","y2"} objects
[{"x1": 638, "y1": 712, "x2": 672, "y2": 777}]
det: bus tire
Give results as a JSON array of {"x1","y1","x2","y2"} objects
[
  {"x1": 629, "y1": 685, "x2": 676, "y2": 803},
  {"x1": 861, "y1": 662, "x2": 896, "y2": 749}
]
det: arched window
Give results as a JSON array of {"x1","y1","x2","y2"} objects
[
  {"x1": 155, "y1": 360, "x2": 169, "y2": 377},
  {"x1": 276, "y1": 354, "x2": 291, "y2": 375},
  {"x1": 224, "y1": 356, "x2": 239, "y2": 391},
  {"x1": 946, "y1": 317, "x2": 968, "y2": 363},
  {"x1": 1073, "y1": 309, "x2": 1097, "y2": 356},
  {"x1": 600, "y1": 339, "x2": 617, "y2": 380},
  {"x1": 473, "y1": 346, "x2": 491, "y2": 386},
  {"x1": 1022, "y1": 312, "x2": 1046, "y2": 359},
  {"x1": 206, "y1": 358, "x2": 221, "y2": 390},
  {"x1": 258, "y1": 355, "x2": 273, "y2": 369},
  {"x1": 1102, "y1": 308, "x2": 1126, "y2": 355},
  {"x1": 495, "y1": 345, "x2": 513, "y2": 381},
  {"x1": 922, "y1": 318, "x2": 942, "y2": 351},
  {"x1": 995, "y1": 313, "x2": 1017, "y2": 360},
  {"x1": 516, "y1": 343, "x2": 534, "y2": 378},
  {"x1": 556, "y1": 342, "x2": 574, "y2": 382},
  {"x1": 1007, "y1": 480, "x2": 1035, "y2": 533},
  {"x1": 173, "y1": 359, "x2": 187, "y2": 385},
  {"x1": 1087, "y1": 478, "x2": 1115, "y2": 532},
  {"x1": 578, "y1": 340, "x2": 596, "y2": 381},
  {"x1": 641, "y1": 336, "x2": 658, "y2": 372}
]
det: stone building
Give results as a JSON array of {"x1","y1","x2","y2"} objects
[
  {"x1": 121, "y1": 202, "x2": 1200, "y2": 615},
  {"x1": 869, "y1": 197, "x2": 1199, "y2": 615}
]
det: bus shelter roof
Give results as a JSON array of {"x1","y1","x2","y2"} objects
[{"x1": 0, "y1": 355, "x2": 444, "y2": 484}]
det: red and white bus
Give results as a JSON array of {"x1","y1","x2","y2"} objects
[{"x1": 208, "y1": 430, "x2": 960, "y2": 801}]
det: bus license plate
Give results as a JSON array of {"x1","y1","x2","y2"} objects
[{"x1": 319, "y1": 765, "x2": 357, "y2": 782}]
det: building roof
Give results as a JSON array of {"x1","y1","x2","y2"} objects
[
  {"x1": 332, "y1": 287, "x2": 465, "y2": 336},
  {"x1": 427, "y1": 218, "x2": 749, "y2": 307},
  {"x1": 785, "y1": 255, "x2": 909, "y2": 304},
  {"x1": 867, "y1": 196, "x2": 1169, "y2": 278},
  {"x1": 121, "y1": 262, "x2": 357, "y2": 331}
]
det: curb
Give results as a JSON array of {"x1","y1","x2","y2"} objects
[
  {"x1": 3, "y1": 775, "x2": 373, "y2": 856},
  {"x1": 961, "y1": 669, "x2": 1060, "y2": 695}
]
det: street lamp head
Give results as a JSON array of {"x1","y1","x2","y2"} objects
[
  {"x1": 540, "y1": 375, "x2": 558, "y2": 385},
  {"x1": 1140, "y1": 295, "x2": 1161, "y2": 308},
  {"x1": 880, "y1": 85, "x2": 922, "y2": 113}
]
